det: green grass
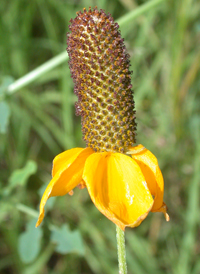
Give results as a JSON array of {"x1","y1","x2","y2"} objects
[{"x1": 0, "y1": 0, "x2": 200, "y2": 273}]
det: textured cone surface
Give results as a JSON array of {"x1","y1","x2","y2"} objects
[{"x1": 67, "y1": 7, "x2": 136, "y2": 153}]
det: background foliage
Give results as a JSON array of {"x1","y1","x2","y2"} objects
[{"x1": 0, "y1": 0, "x2": 199, "y2": 273}]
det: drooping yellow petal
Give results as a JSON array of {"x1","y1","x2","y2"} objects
[
  {"x1": 129, "y1": 145, "x2": 169, "y2": 220},
  {"x1": 52, "y1": 147, "x2": 84, "y2": 177},
  {"x1": 83, "y1": 152, "x2": 154, "y2": 230},
  {"x1": 36, "y1": 147, "x2": 94, "y2": 227}
]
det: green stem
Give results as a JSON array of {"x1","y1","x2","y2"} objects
[
  {"x1": 117, "y1": 0, "x2": 165, "y2": 26},
  {"x1": 116, "y1": 225, "x2": 127, "y2": 274},
  {"x1": 5, "y1": 0, "x2": 165, "y2": 96},
  {"x1": 7, "y1": 51, "x2": 68, "y2": 94}
]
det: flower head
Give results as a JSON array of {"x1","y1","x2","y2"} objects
[
  {"x1": 36, "y1": 7, "x2": 169, "y2": 230},
  {"x1": 67, "y1": 7, "x2": 136, "y2": 153}
]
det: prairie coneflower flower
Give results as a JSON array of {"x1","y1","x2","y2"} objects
[{"x1": 36, "y1": 7, "x2": 169, "y2": 230}]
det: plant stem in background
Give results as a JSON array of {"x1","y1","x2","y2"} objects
[
  {"x1": 7, "y1": 51, "x2": 68, "y2": 95},
  {"x1": 117, "y1": 0, "x2": 164, "y2": 26},
  {"x1": 116, "y1": 226, "x2": 127, "y2": 274}
]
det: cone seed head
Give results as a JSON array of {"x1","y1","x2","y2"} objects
[{"x1": 67, "y1": 7, "x2": 137, "y2": 153}]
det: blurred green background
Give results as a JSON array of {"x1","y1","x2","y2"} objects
[{"x1": 0, "y1": 0, "x2": 199, "y2": 273}]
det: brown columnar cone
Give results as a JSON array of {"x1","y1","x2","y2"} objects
[{"x1": 67, "y1": 7, "x2": 137, "y2": 153}]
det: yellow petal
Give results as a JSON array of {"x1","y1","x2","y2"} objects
[
  {"x1": 129, "y1": 144, "x2": 165, "y2": 213},
  {"x1": 83, "y1": 152, "x2": 154, "y2": 230},
  {"x1": 36, "y1": 147, "x2": 93, "y2": 227},
  {"x1": 52, "y1": 147, "x2": 84, "y2": 177}
]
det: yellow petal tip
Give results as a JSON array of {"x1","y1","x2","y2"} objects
[
  {"x1": 35, "y1": 212, "x2": 44, "y2": 228},
  {"x1": 68, "y1": 190, "x2": 74, "y2": 196},
  {"x1": 156, "y1": 202, "x2": 170, "y2": 222},
  {"x1": 164, "y1": 212, "x2": 170, "y2": 222},
  {"x1": 161, "y1": 203, "x2": 170, "y2": 222}
]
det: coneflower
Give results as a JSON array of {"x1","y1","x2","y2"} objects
[{"x1": 36, "y1": 7, "x2": 169, "y2": 232}]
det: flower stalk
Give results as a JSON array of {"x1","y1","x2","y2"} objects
[{"x1": 116, "y1": 225, "x2": 127, "y2": 274}]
